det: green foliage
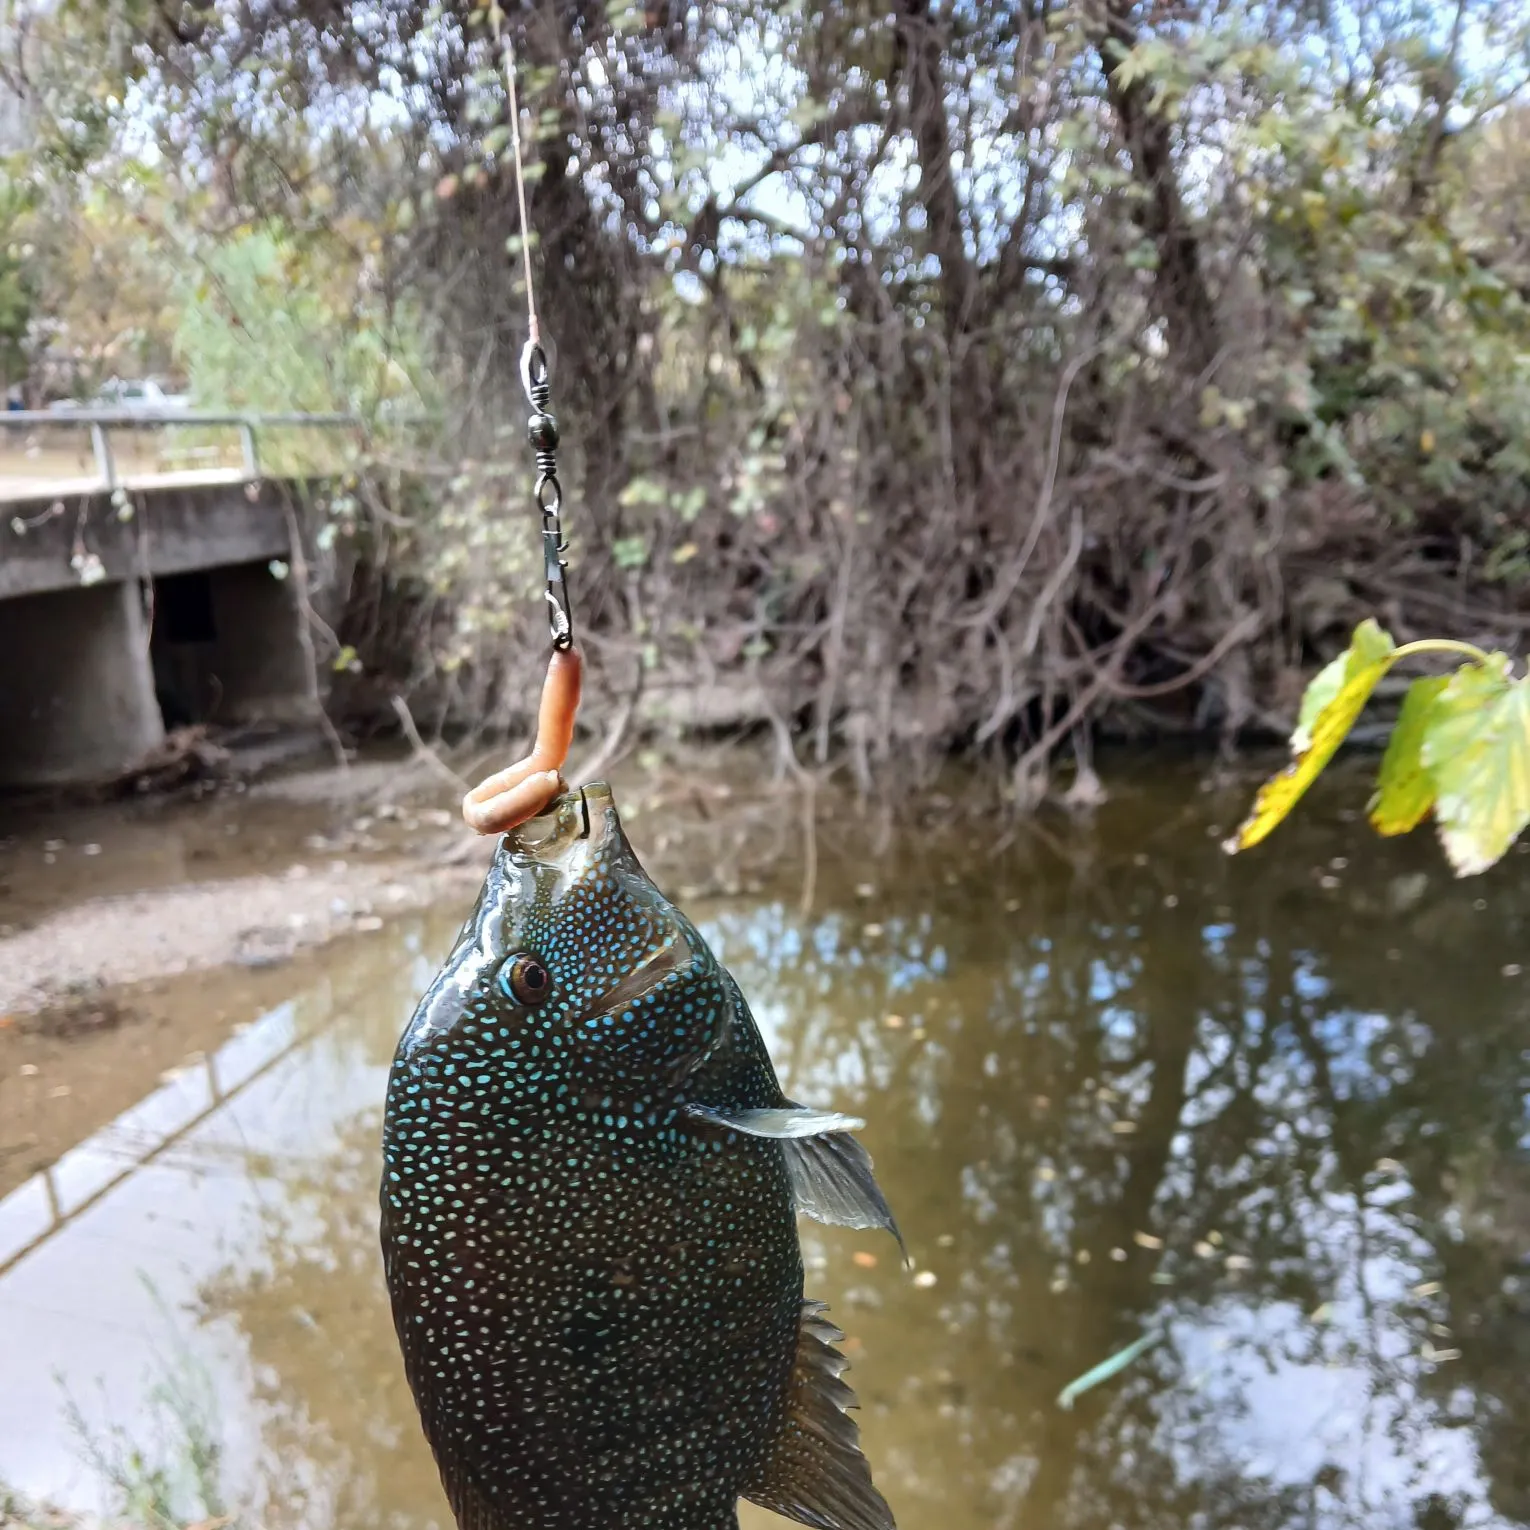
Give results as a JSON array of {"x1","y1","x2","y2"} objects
[
  {"x1": 1370, "y1": 675, "x2": 1450, "y2": 836},
  {"x1": 1292, "y1": 620, "x2": 1397, "y2": 754},
  {"x1": 1230, "y1": 620, "x2": 1399, "y2": 853},
  {"x1": 0, "y1": 169, "x2": 36, "y2": 383},
  {"x1": 1229, "y1": 623, "x2": 1530, "y2": 876},
  {"x1": 610, "y1": 534, "x2": 650, "y2": 570},
  {"x1": 1101, "y1": 15, "x2": 1530, "y2": 549},
  {"x1": 1422, "y1": 659, "x2": 1530, "y2": 876},
  {"x1": 173, "y1": 227, "x2": 432, "y2": 422}
]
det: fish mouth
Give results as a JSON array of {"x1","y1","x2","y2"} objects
[{"x1": 503, "y1": 780, "x2": 619, "y2": 869}]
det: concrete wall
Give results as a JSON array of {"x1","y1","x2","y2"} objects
[
  {"x1": 150, "y1": 562, "x2": 317, "y2": 727},
  {"x1": 0, "y1": 481, "x2": 298, "y2": 601},
  {"x1": 0, "y1": 581, "x2": 165, "y2": 787},
  {"x1": 0, "y1": 480, "x2": 333, "y2": 785}
]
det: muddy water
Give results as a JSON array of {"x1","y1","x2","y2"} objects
[{"x1": 2, "y1": 754, "x2": 1529, "y2": 1530}]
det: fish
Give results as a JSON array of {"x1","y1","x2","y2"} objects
[{"x1": 380, "y1": 780, "x2": 902, "y2": 1530}]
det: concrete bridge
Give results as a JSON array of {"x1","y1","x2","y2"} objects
[{"x1": 0, "y1": 411, "x2": 357, "y2": 788}]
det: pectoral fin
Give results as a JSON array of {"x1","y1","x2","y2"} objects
[
  {"x1": 782, "y1": 1130, "x2": 905, "y2": 1258},
  {"x1": 742, "y1": 1300, "x2": 895, "y2": 1530},
  {"x1": 685, "y1": 1104, "x2": 905, "y2": 1257},
  {"x1": 686, "y1": 1105, "x2": 867, "y2": 1137}
]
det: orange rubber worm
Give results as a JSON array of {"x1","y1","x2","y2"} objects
[{"x1": 461, "y1": 645, "x2": 583, "y2": 835}]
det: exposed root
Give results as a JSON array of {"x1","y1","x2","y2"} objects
[
  {"x1": 100, "y1": 727, "x2": 234, "y2": 799},
  {"x1": 390, "y1": 694, "x2": 469, "y2": 794}
]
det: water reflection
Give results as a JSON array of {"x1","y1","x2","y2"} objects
[{"x1": 1, "y1": 761, "x2": 1527, "y2": 1529}]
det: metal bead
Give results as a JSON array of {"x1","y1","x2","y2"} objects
[{"x1": 528, "y1": 411, "x2": 559, "y2": 452}]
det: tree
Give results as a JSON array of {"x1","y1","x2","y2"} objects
[{"x1": 2, "y1": 0, "x2": 1527, "y2": 786}]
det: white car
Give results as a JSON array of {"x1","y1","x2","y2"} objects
[{"x1": 51, "y1": 378, "x2": 192, "y2": 413}]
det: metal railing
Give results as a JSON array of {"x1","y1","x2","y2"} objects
[
  {"x1": 0, "y1": 409, "x2": 362, "y2": 493},
  {"x1": 0, "y1": 993, "x2": 331, "y2": 1281}
]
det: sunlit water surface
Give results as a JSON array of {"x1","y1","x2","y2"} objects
[{"x1": 2, "y1": 758, "x2": 1528, "y2": 1530}]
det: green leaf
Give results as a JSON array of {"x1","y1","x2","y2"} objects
[
  {"x1": 1228, "y1": 620, "x2": 1397, "y2": 854},
  {"x1": 788, "y1": 96, "x2": 827, "y2": 133},
  {"x1": 1111, "y1": 42, "x2": 1159, "y2": 92},
  {"x1": 1368, "y1": 674, "x2": 1449, "y2": 836},
  {"x1": 1293, "y1": 619, "x2": 1395, "y2": 751},
  {"x1": 1420, "y1": 659, "x2": 1530, "y2": 876},
  {"x1": 618, "y1": 475, "x2": 668, "y2": 508},
  {"x1": 611, "y1": 534, "x2": 649, "y2": 570}
]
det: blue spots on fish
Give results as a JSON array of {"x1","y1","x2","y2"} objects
[{"x1": 380, "y1": 782, "x2": 897, "y2": 1530}]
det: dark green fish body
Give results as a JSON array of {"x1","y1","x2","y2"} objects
[{"x1": 380, "y1": 783, "x2": 899, "y2": 1530}]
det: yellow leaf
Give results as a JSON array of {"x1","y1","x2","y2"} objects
[
  {"x1": 1292, "y1": 618, "x2": 1395, "y2": 752},
  {"x1": 1290, "y1": 651, "x2": 1350, "y2": 752},
  {"x1": 1227, "y1": 620, "x2": 1397, "y2": 854},
  {"x1": 1369, "y1": 674, "x2": 1449, "y2": 836},
  {"x1": 671, "y1": 542, "x2": 698, "y2": 564},
  {"x1": 1420, "y1": 429, "x2": 1435, "y2": 453},
  {"x1": 1421, "y1": 661, "x2": 1530, "y2": 876}
]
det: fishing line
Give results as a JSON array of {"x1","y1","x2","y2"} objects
[
  {"x1": 493, "y1": 13, "x2": 540, "y2": 349},
  {"x1": 455, "y1": 11, "x2": 582, "y2": 836},
  {"x1": 490, "y1": 7, "x2": 573, "y2": 653}
]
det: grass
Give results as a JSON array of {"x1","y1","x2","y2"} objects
[{"x1": 18, "y1": 1279, "x2": 237, "y2": 1530}]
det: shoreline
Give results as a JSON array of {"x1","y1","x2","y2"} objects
[{"x1": 0, "y1": 854, "x2": 485, "y2": 1019}]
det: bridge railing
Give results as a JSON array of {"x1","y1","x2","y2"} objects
[{"x1": 0, "y1": 409, "x2": 364, "y2": 497}]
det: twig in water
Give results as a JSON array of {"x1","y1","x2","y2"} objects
[
  {"x1": 1056, "y1": 1328, "x2": 1162, "y2": 1411},
  {"x1": 754, "y1": 688, "x2": 821, "y2": 917},
  {"x1": 799, "y1": 777, "x2": 818, "y2": 919}
]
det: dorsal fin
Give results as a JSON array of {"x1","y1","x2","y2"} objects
[{"x1": 742, "y1": 1300, "x2": 896, "y2": 1530}]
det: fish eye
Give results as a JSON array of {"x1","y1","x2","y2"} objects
[{"x1": 500, "y1": 953, "x2": 553, "y2": 1007}]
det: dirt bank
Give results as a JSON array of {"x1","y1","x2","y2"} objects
[
  {"x1": 0, "y1": 752, "x2": 495, "y2": 1197},
  {"x1": 0, "y1": 785, "x2": 497, "y2": 1205},
  {"x1": 0, "y1": 854, "x2": 485, "y2": 1017},
  {"x1": 0, "y1": 745, "x2": 781, "y2": 1015}
]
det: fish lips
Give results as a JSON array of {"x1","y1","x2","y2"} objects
[{"x1": 504, "y1": 779, "x2": 621, "y2": 872}]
